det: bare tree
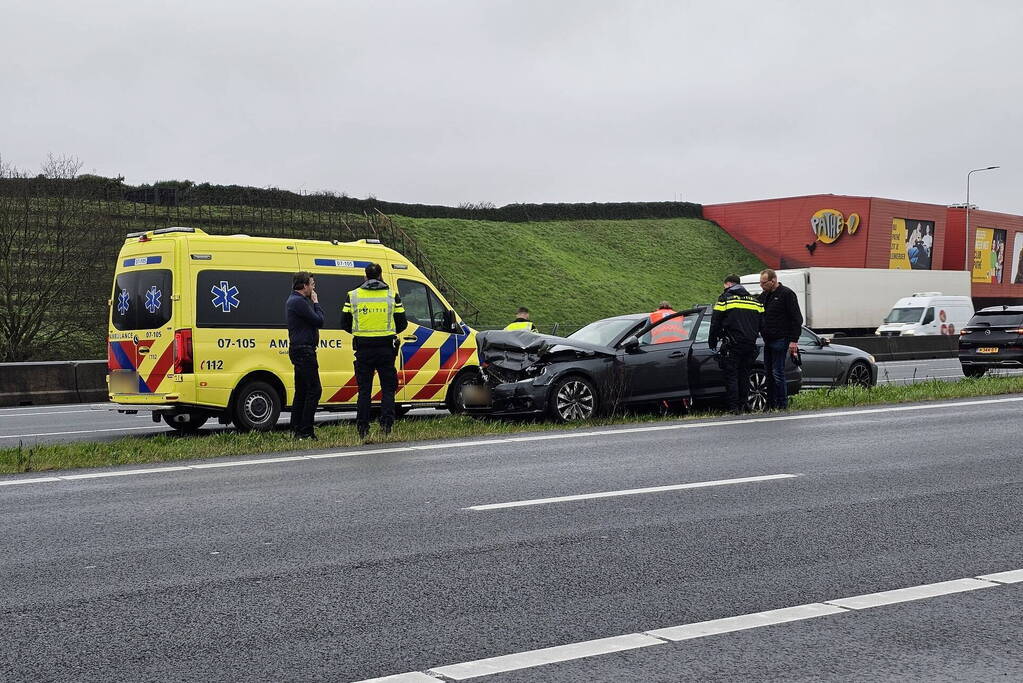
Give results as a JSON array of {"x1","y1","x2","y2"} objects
[{"x1": 0, "y1": 155, "x2": 122, "y2": 361}]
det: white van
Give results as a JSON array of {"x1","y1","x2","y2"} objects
[{"x1": 875, "y1": 293, "x2": 974, "y2": 336}]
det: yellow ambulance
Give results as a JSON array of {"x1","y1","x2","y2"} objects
[{"x1": 107, "y1": 227, "x2": 480, "y2": 431}]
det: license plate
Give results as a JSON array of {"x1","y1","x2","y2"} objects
[
  {"x1": 461, "y1": 385, "x2": 493, "y2": 407},
  {"x1": 977, "y1": 347, "x2": 999, "y2": 354},
  {"x1": 109, "y1": 369, "x2": 140, "y2": 393}
]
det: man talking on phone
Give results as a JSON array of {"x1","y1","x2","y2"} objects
[{"x1": 286, "y1": 271, "x2": 324, "y2": 439}]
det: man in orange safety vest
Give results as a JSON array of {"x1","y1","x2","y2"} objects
[{"x1": 648, "y1": 301, "x2": 687, "y2": 344}]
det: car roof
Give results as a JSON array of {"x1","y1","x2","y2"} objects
[
  {"x1": 599, "y1": 305, "x2": 710, "y2": 324},
  {"x1": 978, "y1": 305, "x2": 1023, "y2": 313}
]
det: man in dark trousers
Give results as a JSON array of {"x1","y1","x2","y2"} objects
[
  {"x1": 759, "y1": 268, "x2": 803, "y2": 410},
  {"x1": 286, "y1": 271, "x2": 324, "y2": 440},
  {"x1": 341, "y1": 263, "x2": 408, "y2": 440},
  {"x1": 708, "y1": 273, "x2": 764, "y2": 415}
]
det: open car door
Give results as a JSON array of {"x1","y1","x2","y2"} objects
[{"x1": 617, "y1": 309, "x2": 698, "y2": 404}]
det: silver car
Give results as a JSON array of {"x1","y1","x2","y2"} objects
[{"x1": 797, "y1": 326, "x2": 877, "y2": 388}]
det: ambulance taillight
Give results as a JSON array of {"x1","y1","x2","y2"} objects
[{"x1": 174, "y1": 329, "x2": 194, "y2": 374}]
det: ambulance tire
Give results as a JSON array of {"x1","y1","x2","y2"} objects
[
  {"x1": 447, "y1": 369, "x2": 483, "y2": 415},
  {"x1": 231, "y1": 380, "x2": 282, "y2": 432},
  {"x1": 163, "y1": 412, "x2": 209, "y2": 434}
]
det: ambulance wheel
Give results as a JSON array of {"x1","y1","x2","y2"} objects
[
  {"x1": 231, "y1": 380, "x2": 282, "y2": 432},
  {"x1": 447, "y1": 369, "x2": 483, "y2": 415},
  {"x1": 163, "y1": 412, "x2": 209, "y2": 434}
]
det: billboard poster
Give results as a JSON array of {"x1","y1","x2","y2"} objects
[
  {"x1": 973, "y1": 227, "x2": 1007, "y2": 284},
  {"x1": 1013, "y1": 232, "x2": 1023, "y2": 285},
  {"x1": 890, "y1": 218, "x2": 934, "y2": 270}
]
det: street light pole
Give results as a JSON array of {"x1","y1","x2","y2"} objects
[{"x1": 964, "y1": 165, "x2": 1000, "y2": 270}]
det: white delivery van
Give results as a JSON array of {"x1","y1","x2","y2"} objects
[{"x1": 875, "y1": 293, "x2": 974, "y2": 336}]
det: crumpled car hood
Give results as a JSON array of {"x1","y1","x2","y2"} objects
[{"x1": 476, "y1": 329, "x2": 616, "y2": 373}]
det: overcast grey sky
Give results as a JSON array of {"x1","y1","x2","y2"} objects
[{"x1": 3, "y1": 0, "x2": 1021, "y2": 212}]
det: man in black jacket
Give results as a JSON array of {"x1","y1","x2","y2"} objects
[
  {"x1": 709, "y1": 274, "x2": 764, "y2": 414},
  {"x1": 286, "y1": 272, "x2": 324, "y2": 439},
  {"x1": 758, "y1": 268, "x2": 803, "y2": 410}
]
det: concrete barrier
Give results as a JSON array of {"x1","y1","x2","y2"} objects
[
  {"x1": 75, "y1": 361, "x2": 109, "y2": 403},
  {"x1": 0, "y1": 360, "x2": 107, "y2": 407},
  {"x1": 833, "y1": 336, "x2": 958, "y2": 362}
]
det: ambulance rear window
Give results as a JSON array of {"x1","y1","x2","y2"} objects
[{"x1": 112, "y1": 270, "x2": 173, "y2": 331}]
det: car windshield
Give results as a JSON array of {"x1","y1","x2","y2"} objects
[
  {"x1": 568, "y1": 318, "x2": 640, "y2": 347},
  {"x1": 884, "y1": 307, "x2": 924, "y2": 324},
  {"x1": 969, "y1": 312, "x2": 1023, "y2": 327}
]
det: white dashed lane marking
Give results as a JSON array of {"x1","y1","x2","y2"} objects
[{"x1": 462, "y1": 474, "x2": 800, "y2": 510}]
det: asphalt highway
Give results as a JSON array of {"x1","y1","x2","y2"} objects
[
  {"x1": 1, "y1": 395, "x2": 1021, "y2": 681},
  {"x1": 2, "y1": 359, "x2": 1021, "y2": 447}
]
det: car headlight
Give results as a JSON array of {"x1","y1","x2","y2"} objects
[
  {"x1": 867, "y1": 354, "x2": 876, "y2": 364},
  {"x1": 902, "y1": 330, "x2": 915, "y2": 336}
]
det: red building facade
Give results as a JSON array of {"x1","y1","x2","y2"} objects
[{"x1": 703, "y1": 194, "x2": 1023, "y2": 305}]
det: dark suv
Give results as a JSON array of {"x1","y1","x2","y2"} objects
[{"x1": 959, "y1": 306, "x2": 1023, "y2": 377}]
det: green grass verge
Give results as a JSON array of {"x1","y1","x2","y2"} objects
[
  {"x1": 395, "y1": 216, "x2": 765, "y2": 330},
  {"x1": 3, "y1": 375, "x2": 1023, "y2": 475}
]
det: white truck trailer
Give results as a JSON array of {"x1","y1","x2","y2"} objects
[{"x1": 740, "y1": 267, "x2": 972, "y2": 335}]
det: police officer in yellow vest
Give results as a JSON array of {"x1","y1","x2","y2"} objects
[
  {"x1": 341, "y1": 263, "x2": 408, "y2": 440},
  {"x1": 504, "y1": 306, "x2": 538, "y2": 332}
]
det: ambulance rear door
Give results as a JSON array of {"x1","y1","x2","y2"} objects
[{"x1": 108, "y1": 245, "x2": 178, "y2": 398}]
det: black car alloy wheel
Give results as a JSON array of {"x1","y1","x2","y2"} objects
[
  {"x1": 846, "y1": 361, "x2": 872, "y2": 387},
  {"x1": 551, "y1": 376, "x2": 597, "y2": 422},
  {"x1": 746, "y1": 369, "x2": 768, "y2": 412}
]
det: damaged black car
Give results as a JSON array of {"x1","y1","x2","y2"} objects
[{"x1": 466, "y1": 306, "x2": 801, "y2": 422}]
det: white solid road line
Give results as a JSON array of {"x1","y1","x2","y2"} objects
[
  {"x1": 977, "y1": 569, "x2": 1023, "y2": 584},
  {"x1": 4, "y1": 394, "x2": 1023, "y2": 487},
  {"x1": 463, "y1": 473, "x2": 800, "y2": 511},
  {"x1": 0, "y1": 408, "x2": 107, "y2": 418},
  {"x1": 823, "y1": 578, "x2": 994, "y2": 610},
  {"x1": 358, "y1": 674, "x2": 442, "y2": 683},
  {"x1": 646, "y1": 603, "x2": 847, "y2": 642},
  {"x1": 356, "y1": 569, "x2": 1018, "y2": 682},
  {"x1": 428, "y1": 634, "x2": 664, "y2": 680},
  {"x1": 0, "y1": 425, "x2": 166, "y2": 439}
]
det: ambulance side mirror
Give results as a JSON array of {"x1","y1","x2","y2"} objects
[{"x1": 442, "y1": 309, "x2": 458, "y2": 333}]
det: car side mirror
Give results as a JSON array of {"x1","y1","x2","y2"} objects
[
  {"x1": 820, "y1": 337, "x2": 830, "y2": 346},
  {"x1": 622, "y1": 336, "x2": 640, "y2": 352}
]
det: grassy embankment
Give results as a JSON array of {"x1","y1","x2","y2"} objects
[
  {"x1": 4, "y1": 376, "x2": 1023, "y2": 475},
  {"x1": 394, "y1": 216, "x2": 764, "y2": 331}
]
